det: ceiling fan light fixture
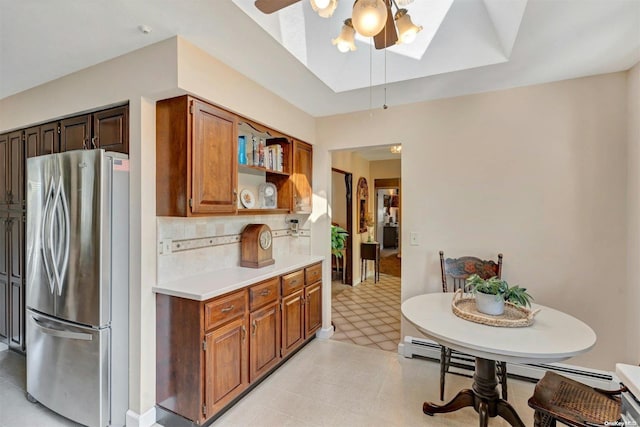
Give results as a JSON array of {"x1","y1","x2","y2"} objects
[
  {"x1": 310, "y1": 0, "x2": 338, "y2": 18},
  {"x1": 351, "y1": 0, "x2": 388, "y2": 37},
  {"x1": 332, "y1": 18, "x2": 357, "y2": 52},
  {"x1": 390, "y1": 145, "x2": 402, "y2": 154},
  {"x1": 395, "y1": 8, "x2": 422, "y2": 44}
]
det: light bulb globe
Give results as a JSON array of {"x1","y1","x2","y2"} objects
[{"x1": 351, "y1": 0, "x2": 388, "y2": 37}]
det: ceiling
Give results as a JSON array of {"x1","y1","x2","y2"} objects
[{"x1": 1, "y1": 0, "x2": 639, "y2": 117}]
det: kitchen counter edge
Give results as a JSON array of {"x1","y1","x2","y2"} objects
[{"x1": 152, "y1": 255, "x2": 325, "y2": 301}]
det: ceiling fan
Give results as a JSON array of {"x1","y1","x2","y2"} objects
[{"x1": 254, "y1": 0, "x2": 421, "y2": 51}]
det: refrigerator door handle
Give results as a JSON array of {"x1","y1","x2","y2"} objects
[
  {"x1": 41, "y1": 177, "x2": 56, "y2": 295},
  {"x1": 49, "y1": 176, "x2": 70, "y2": 296},
  {"x1": 31, "y1": 316, "x2": 93, "y2": 341}
]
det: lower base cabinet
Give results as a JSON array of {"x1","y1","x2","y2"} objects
[
  {"x1": 205, "y1": 317, "x2": 249, "y2": 418},
  {"x1": 281, "y1": 290, "x2": 304, "y2": 357},
  {"x1": 156, "y1": 261, "x2": 323, "y2": 424},
  {"x1": 249, "y1": 301, "x2": 280, "y2": 382}
]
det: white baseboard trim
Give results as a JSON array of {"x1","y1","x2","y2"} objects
[
  {"x1": 316, "y1": 326, "x2": 334, "y2": 339},
  {"x1": 126, "y1": 407, "x2": 156, "y2": 427},
  {"x1": 402, "y1": 336, "x2": 615, "y2": 388},
  {"x1": 0, "y1": 342, "x2": 7, "y2": 352}
]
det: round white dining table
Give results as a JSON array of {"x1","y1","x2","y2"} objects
[{"x1": 401, "y1": 293, "x2": 596, "y2": 427}]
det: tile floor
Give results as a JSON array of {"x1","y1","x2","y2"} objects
[
  {"x1": 0, "y1": 340, "x2": 536, "y2": 426},
  {"x1": 331, "y1": 273, "x2": 401, "y2": 352}
]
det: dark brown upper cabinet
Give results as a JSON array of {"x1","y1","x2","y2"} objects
[
  {"x1": 94, "y1": 106, "x2": 129, "y2": 154},
  {"x1": 0, "y1": 131, "x2": 25, "y2": 207},
  {"x1": 60, "y1": 114, "x2": 91, "y2": 152},
  {"x1": 26, "y1": 122, "x2": 59, "y2": 158}
]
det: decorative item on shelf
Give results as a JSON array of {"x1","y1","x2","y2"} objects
[
  {"x1": 252, "y1": 135, "x2": 259, "y2": 166},
  {"x1": 239, "y1": 189, "x2": 255, "y2": 208},
  {"x1": 238, "y1": 135, "x2": 247, "y2": 165},
  {"x1": 464, "y1": 274, "x2": 533, "y2": 316},
  {"x1": 258, "y1": 183, "x2": 277, "y2": 209},
  {"x1": 259, "y1": 138, "x2": 266, "y2": 167},
  {"x1": 240, "y1": 224, "x2": 275, "y2": 268}
]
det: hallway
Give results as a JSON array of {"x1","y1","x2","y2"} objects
[{"x1": 331, "y1": 274, "x2": 401, "y2": 352}]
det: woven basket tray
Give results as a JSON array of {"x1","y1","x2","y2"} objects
[{"x1": 451, "y1": 289, "x2": 541, "y2": 327}]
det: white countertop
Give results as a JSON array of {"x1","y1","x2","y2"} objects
[
  {"x1": 153, "y1": 255, "x2": 325, "y2": 301},
  {"x1": 617, "y1": 363, "x2": 640, "y2": 398},
  {"x1": 402, "y1": 293, "x2": 597, "y2": 364}
]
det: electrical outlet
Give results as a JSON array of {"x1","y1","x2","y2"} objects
[
  {"x1": 410, "y1": 232, "x2": 419, "y2": 246},
  {"x1": 159, "y1": 239, "x2": 172, "y2": 255}
]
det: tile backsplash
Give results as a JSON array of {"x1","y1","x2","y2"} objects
[{"x1": 157, "y1": 214, "x2": 311, "y2": 283}]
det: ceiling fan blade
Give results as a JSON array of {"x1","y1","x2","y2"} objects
[
  {"x1": 374, "y1": 0, "x2": 398, "y2": 49},
  {"x1": 254, "y1": 0, "x2": 301, "y2": 14}
]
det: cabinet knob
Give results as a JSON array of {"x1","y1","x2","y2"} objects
[
  {"x1": 252, "y1": 320, "x2": 257, "y2": 335},
  {"x1": 221, "y1": 305, "x2": 234, "y2": 313},
  {"x1": 241, "y1": 325, "x2": 246, "y2": 340},
  {"x1": 260, "y1": 289, "x2": 270, "y2": 296}
]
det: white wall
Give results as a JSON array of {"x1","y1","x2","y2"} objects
[
  {"x1": 0, "y1": 36, "x2": 321, "y2": 421},
  {"x1": 319, "y1": 72, "x2": 630, "y2": 370},
  {"x1": 627, "y1": 62, "x2": 640, "y2": 365}
]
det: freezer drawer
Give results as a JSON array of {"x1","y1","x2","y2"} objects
[{"x1": 26, "y1": 310, "x2": 109, "y2": 427}]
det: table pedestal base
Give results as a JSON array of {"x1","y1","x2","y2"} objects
[{"x1": 422, "y1": 358, "x2": 525, "y2": 427}]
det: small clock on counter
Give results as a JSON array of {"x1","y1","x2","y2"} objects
[{"x1": 240, "y1": 224, "x2": 275, "y2": 268}]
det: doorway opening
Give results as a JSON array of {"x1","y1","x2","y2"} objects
[{"x1": 330, "y1": 146, "x2": 402, "y2": 352}]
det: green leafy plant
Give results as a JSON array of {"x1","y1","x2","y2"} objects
[
  {"x1": 331, "y1": 225, "x2": 349, "y2": 258},
  {"x1": 465, "y1": 274, "x2": 533, "y2": 307}
]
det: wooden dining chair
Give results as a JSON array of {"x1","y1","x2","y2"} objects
[
  {"x1": 438, "y1": 250, "x2": 508, "y2": 401},
  {"x1": 528, "y1": 371, "x2": 626, "y2": 426}
]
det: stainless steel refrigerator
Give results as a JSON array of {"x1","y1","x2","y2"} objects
[{"x1": 25, "y1": 150, "x2": 129, "y2": 427}]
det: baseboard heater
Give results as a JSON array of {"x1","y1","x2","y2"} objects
[{"x1": 401, "y1": 336, "x2": 614, "y2": 388}]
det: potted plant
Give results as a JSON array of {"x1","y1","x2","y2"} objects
[
  {"x1": 331, "y1": 225, "x2": 349, "y2": 258},
  {"x1": 465, "y1": 274, "x2": 533, "y2": 316},
  {"x1": 331, "y1": 225, "x2": 349, "y2": 281}
]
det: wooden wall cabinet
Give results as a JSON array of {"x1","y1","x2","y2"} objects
[
  {"x1": 292, "y1": 140, "x2": 313, "y2": 214},
  {"x1": 157, "y1": 96, "x2": 238, "y2": 216},
  {"x1": 93, "y1": 106, "x2": 129, "y2": 154},
  {"x1": 157, "y1": 96, "x2": 313, "y2": 216},
  {"x1": 26, "y1": 122, "x2": 60, "y2": 158}
]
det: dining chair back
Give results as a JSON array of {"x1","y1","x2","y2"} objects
[
  {"x1": 528, "y1": 371, "x2": 625, "y2": 426},
  {"x1": 440, "y1": 252, "x2": 503, "y2": 292},
  {"x1": 438, "y1": 250, "x2": 507, "y2": 401}
]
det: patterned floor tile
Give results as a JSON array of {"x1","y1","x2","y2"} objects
[{"x1": 331, "y1": 274, "x2": 401, "y2": 352}]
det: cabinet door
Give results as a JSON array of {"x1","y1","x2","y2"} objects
[
  {"x1": 204, "y1": 316, "x2": 248, "y2": 420},
  {"x1": 249, "y1": 301, "x2": 280, "y2": 382},
  {"x1": 94, "y1": 106, "x2": 129, "y2": 154},
  {"x1": 8, "y1": 214, "x2": 24, "y2": 351},
  {"x1": 40, "y1": 122, "x2": 60, "y2": 156},
  {"x1": 26, "y1": 123, "x2": 59, "y2": 158},
  {"x1": 281, "y1": 290, "x2": 304, "y2": 356},
  {"x1": 8, "y1": 131, "x2": 24, "y2": 206},
  {"x1": 292, "y1": 140, "x2": 312, "y2": 213},
  {"x1": 60, "y1": 114, "x2": 91, "y2": 152},
  {"x1": 25, "y1": 126, "x2": 39, "y2": 158},
  {"x1": 0, "y1": 134, "x2": 8, "y2": 205},
  {"x1": 0, "y1": 217, "x2": 8, "y2": 341},
  {"x1": 191, "y1": 100, "x2": 238, "y2": 214},
  {"x1": 305, "y1": 282, "x2": 322, "y2": 338}
]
